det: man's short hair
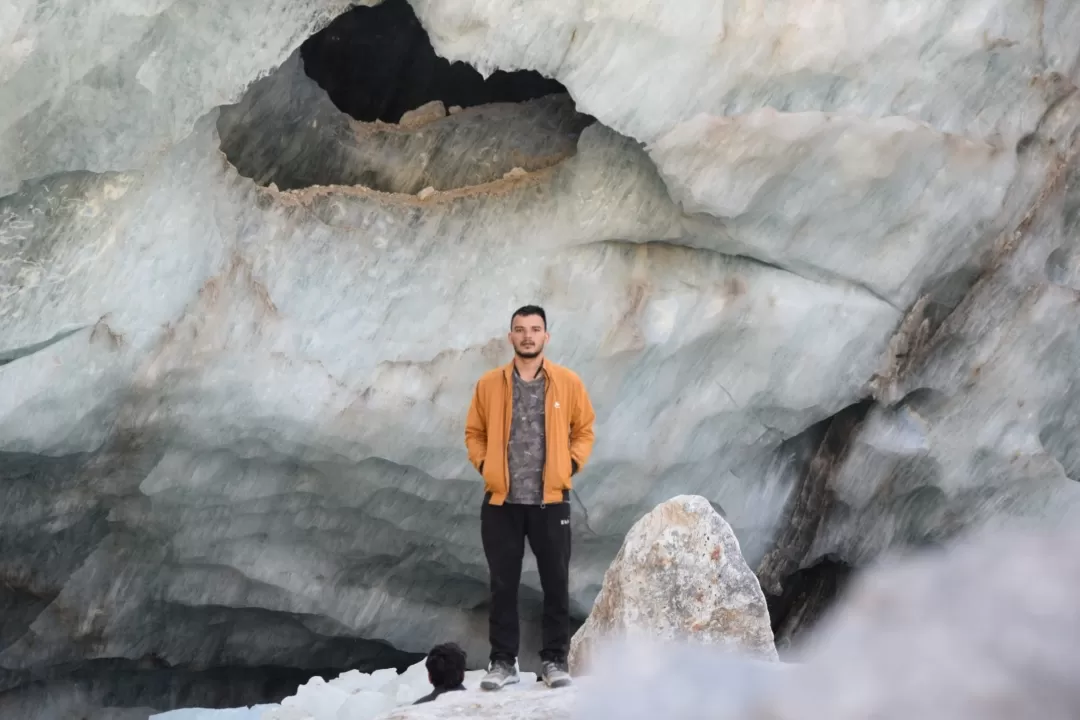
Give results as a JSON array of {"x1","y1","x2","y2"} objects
[
  {"x1": 510, "y1": 304, "x2": 547, "y2": 330},
  {"x1": 426, "y1": 642, "x2": 467, "y2": 689}
]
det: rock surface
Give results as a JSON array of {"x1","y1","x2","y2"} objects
[
  {"x1": 3, "y1": 0, "x2": 1080, "y2": 715},
  {"x1": 568, "y1": 495, "x2": 776, "y2": 674}
]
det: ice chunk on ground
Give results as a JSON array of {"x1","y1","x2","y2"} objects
[
  {"x1": 150, "y1": 705, "x2": 277, "y2": 720},
  {"x1": 149, "y1": 660, "x2": 539, "y2": 720}
]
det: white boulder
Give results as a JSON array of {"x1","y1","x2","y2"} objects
[{"x1": 569, "y1": 495, "x2": 777, "y2": 675}]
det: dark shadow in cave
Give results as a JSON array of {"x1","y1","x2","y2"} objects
[
  {"x1": 300, "y1": 0, "x2": 568, "y2": 123},
  {"x1": 0, "y1": 657, "x2": 425, "y2": 718},
  {"x1": 219, "y1": 0, "x2": 593, "y2": 193},
  {"x1": 0, "y1": 447, "x2": 428, "y2": 715},
  {"x1": 765, "y1": 555, "x2": 855, "y2": 652}
]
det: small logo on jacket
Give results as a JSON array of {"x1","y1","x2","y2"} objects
[
  {"x1": 560, "y1": 519, "x2": 570, "y2": 526},
  {"x1": 553, "y1": 401, "x2": 561, "y2": 409}
]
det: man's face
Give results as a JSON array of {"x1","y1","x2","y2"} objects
[{"x1": 508, "y1": 313, "x2": 549, "y2": 359}]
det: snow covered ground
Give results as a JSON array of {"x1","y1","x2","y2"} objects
[{"x1": 149, "y1": 661, "x2": 540, "y2": 720}]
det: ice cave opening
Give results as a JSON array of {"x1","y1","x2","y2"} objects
[
  {"x1": 300, "y1": 0, "x2": 567, "y2": 123},
  {"x1": 217, "y1": 0, "x2": 595, "y2": 193}
]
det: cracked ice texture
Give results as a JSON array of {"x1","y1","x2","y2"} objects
[
  {"x1": 409, "y1": 0, "x2": 1080, "y2": 306},
  {"x1": 3, "y1": 0, "x2": 1080, "y2": 713},
  {"x1": 808, "y1": 97, "x2": 1080, "y2": 567},
  {"x1": 0, "y1": 0, "x2": 357, "y2": 195}
]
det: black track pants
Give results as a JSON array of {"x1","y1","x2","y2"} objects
[{"x1": 481, "y1": 498, "x2": 571, "y2": 664}]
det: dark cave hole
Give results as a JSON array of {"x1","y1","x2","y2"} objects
[
  {"x1": 300, "y1": 0, "x2": 568, "y2": 123},
  {"x1": 219, "y1": 0, "x2": 592, "y2": 192},
  {"x1": 0, "y1": 657, "x2": 426, "y2": 718},
  {"x1": 765, "y1": 555, "x2": 855, "y2": 651}
]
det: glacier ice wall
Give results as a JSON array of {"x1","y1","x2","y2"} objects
[{"x1": 2, "y1": 0, "x2": 1080, "y2": 715}]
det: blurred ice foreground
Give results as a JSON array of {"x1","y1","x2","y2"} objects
[{"x1": 156, "y1": 517, "x2": 1080, "y2": 719}]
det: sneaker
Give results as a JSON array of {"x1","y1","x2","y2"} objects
[
  {"x1": 480, "y1": 658, "x2": 519, "y2": 690},
  {"x1": 541, "y1": 660, "x2": 572, "y2": 688}
]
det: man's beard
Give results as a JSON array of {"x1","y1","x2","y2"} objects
[{"x1": 515, "y1": 344, "x2": 543, "y2": 359}]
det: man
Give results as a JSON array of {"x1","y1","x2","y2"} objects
[
  {"x1": 464, "y1": 304, "x2": 596, "y2": 691},
  {"x1": 412, "y1": 643, "x2": 467, "y2": 705}
]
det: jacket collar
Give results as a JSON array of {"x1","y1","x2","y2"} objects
[{"x1": 502, "y1": 357, "x2": 555, "y2": 384}]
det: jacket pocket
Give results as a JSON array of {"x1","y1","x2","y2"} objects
[
  {"x1": 480, "y1": 453, "x2": 505, "y2": 495},
  {"x1": 552, "y1": 451, "x2": 573, "y2": 490}
]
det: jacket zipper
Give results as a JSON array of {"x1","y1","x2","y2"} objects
[
  {"x1": 504, "y1": 370, "x2": 511, "y2": 497},
  {"x1": 541, "y1": 371, "x2": 553, "y2": 508}
]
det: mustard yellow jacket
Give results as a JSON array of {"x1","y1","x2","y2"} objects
[{"x1": 464, "y1": 359, "x2": 595, "y2": 505}]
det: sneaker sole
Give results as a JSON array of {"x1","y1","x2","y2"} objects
[
  {"x1": 480, "y1": 676, "x2": 520, "y2": 691},
  {"x1": 543, "y1": 676, "x2": 572, "y2": 689}
]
